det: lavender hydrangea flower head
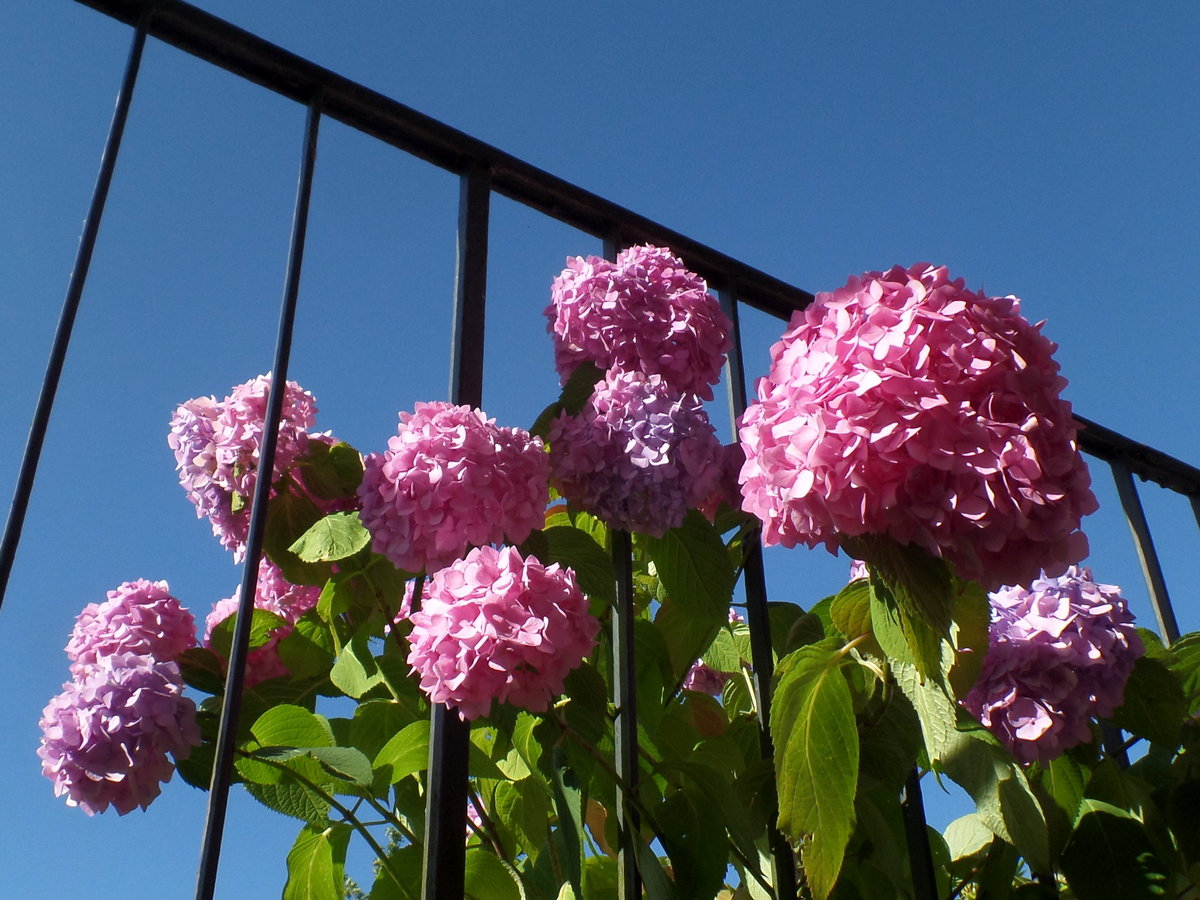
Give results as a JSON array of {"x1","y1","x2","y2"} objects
[
  {"x1": 738, "y1": 263, "x2": 1098, "y2": 589},
  {"x1": 66, "y1": 579, "x2": 196, "y2": 677},
  {"x1": 38, "y1": 652, "x2": 200, "y2": 815},
  {"x1": 357, "y1": 402, "x2": 549, "y2": 574},
  {"x1": 963, "y1": 566, "x2": 1143, "y2": 765},
  {"x1": 168, "y1": 374, "x2": 320, "y2": 560},
  {"x1": 548, "y1": 370, "x2": 723, "y2": 537},
  {"x1": 545, "y1": 244, "x2": 733, "y2": 400},
  {"x1": 202, "y1": 557, "x2": 320, "y2": 686},
  {"x1": 405, "y1": 545, "x2": 599, "y2": 721}
]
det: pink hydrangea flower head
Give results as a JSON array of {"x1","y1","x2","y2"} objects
[
  {"x1": 545, "y1": 244, "x2": 733, "y2": 400},
  {"x1": 548, "y1": 370, "x2": 723, "y2": 537},
  {"x1": 66, "y1": 579, "x2": 196, "y2": 677},
  {"x1": 202, "y1": 558, "x2": 320, "y2": 686},
  {"x1": 738, "y1": 263, "x2": 1098, "y2": 589},
  {"x1": 682, "y1": 661, "x2": 732, "y2": 696},
  {"x1": 169, "y1": 374, "x2": 320, "y2": 560},
  {"x1": 357, "y1": 402, "x2": 549, "y2": 574},
  {"x1": 697, "y1": 442, "x2": 748, "y2": 522},
  {"x1": 406, "y1": 545, "x2": 599, "y2": 721},
  {"x1": 963, "y1": 566, "x2": 1143, "y2": 765},
  {"x1": 38, "y1": 652, "x2": 200, "y2": 815}
]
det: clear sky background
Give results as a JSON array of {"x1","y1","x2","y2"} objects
[{"x1": 3, "y1": 2, "x2": 1199, "y2": 897}]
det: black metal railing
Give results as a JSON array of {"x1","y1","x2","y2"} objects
[{"x1": 5, "y1": 3, "x2": 1200, "y2": 899}]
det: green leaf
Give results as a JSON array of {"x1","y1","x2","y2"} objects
[
  {"x1": 276, "y1": 612, "x2": 336, "y2": 680},
  {"x1": 771, "y1": 641, "x2": 858, "y2": 900},
  {"x1": 857, "y1": 689, "x2": 922, "y2": 793},
  {"x1": 700, "y1": 628, "x2": 743, "y2": 673},
  {"x1": 464, "y1": 847, "x2": 523, "y2": 900},
  {"x1": 289, "y1": 511, "x2": 372, "y2": 563},
  {"x1": 540, "y1": 524, "x2": 615, "y2": 608},
  {"x1": 655, "y1": 596, "x2": 723, "y2": 681},
  {"x1": 265, "y1": 488, "x2": 334, "y2": 585},
  {"x1": 1060, "y1": 800, "x2": 1170, "y2": 900},
  {"x1": 844, "y1": 534, "x2": 954, "y2": 635},
  {"x1": 295, "y1": 440, "x2": 364, "y2": 501},
  {"x1": 366, "y1": 844, "x2": 423, "y2": 900},
  {"x1": 209, "y1": 608, "x2": 289, "y2": 663},
  {"x1": 306, "y1": 746, "x2": 374, "y2": 787},
  {"x1": 492, "y1": 777, "x2": 550, "y2": 856},
  {"x1": 530, "y1": 361, "x2": 604, "y2": 439},
  {"x1": 244, "y1": 780, "x2": 331, "y2": 826},
  {"x1": 176, "y1": 646, "x2": 228, "y2": 696},
  {"x1": 250, "y1": 704, "x2": 335, "y2": 749},
  {"x1": 330, "y1": 629, "x2": 385, "y2": 699},
  {"x1": 373, "y1": 720, "x2": 431, "y2": 783},
  {"x1": 635, "y1": 842, "x2": 676, "y2": 900},
  {"x1": 646, "y1": 510, "x2": 736, "y2": 622},
  {"x1": 947, "y1": 580, "x2": 991, "y2": 698},
  {"x1": 656, "y1": 787, "x2": 728, "y2": 899},
  {"x1": 548, "y1": 748, "x2": 584, "y2": 896},
  {"x1": 869, "y1": 575, "x2": 943, "y2": 680},
  {"x1": 944, "y1": 812, "x2": 995, "y2": 861},
  {"x1": 1111, "y1": 655, "x2": 1186, "y2": 747},
  {"x1": 829, "y1": 580, "x2": 880, "y2": 655},
  {"x1": 943, "y1": 725, "x2": 1049, "y2": 872},
  {"x1": 892, "y1": 661, "x2": 958, "y2": 763},
  {"x1": 348, "y1": 699, "x2": 418, "y2": 761},
  {"x1": 283, "y1": 824, "x2": 351, "y2": 900}
]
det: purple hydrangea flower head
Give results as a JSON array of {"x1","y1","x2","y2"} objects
[
  {"x1": 202, "y1": 557, "x2": 320, "y2": 686},
  {"x1": 738, "y1": 263, "x2": 1098, "y2": 589},
  {"x1": 66, "y1": 579, "x2": 196, "y2": 677},
  {"x1": 548, "y1": 370, "x2": 723, "y2": 537},
  {"x1": 169, "y1": 374, "x2": 320, "y2": 560},
  {"x1": 38, "y1": 652, "x2": 200, "y2": 815},
  {"x1": 405, "y1": 545, "x2": 599, "y2": 721},
  {"x1": 963, "y1": 566, "x2": 1143, "y2": 765},
  {"x1": 545, "y1": 244, "x2": 733, "y2": 400},
  {"x1": 682, "y1": 661, "x2": 732, "y2": 696},
  {"x1": 357, "y1": 402, "x2": 549, "y2": 574}
]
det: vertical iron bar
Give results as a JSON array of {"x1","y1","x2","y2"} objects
[
  {"x1": 194, "y1": 95, "x2": 322, "y2": 900},
  {"x1": 1111, "y1": 459, "x2": 1180, "y2": 644},
  {"x1": 717, "y1": 286, "x2": 798, "y2": 897},
  {"x1": 611, "y1": 528, "x2": 641, "y2": 898},
  {"x1": 602, "y1": 236, "x2": 641, "y2": 898},
  {"x1": 421, "y1": 164, "x2": 490, "y2": 900},
  {"x1": 900, "y1": 770, "x2": 939, "y2": 900},
  {"x1": 0, "y1": 12, "x2": 151, "y2": 613}
]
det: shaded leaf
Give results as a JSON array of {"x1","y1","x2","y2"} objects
[
  {"x1": 541, "y1": 524, "x2": 615, "y2": 609},
  {"x1": 283, "y1": 823, "x2": 352, "y2": 900},
  {"x1": 772, "y1": 641, "x2": 858, "y2": 900},
  {"x1": 1060, "y1": 800, "x2": 1170, "y2": 900},
  {"x1": 373, "y1": 720, "x2": 431, "y2": 784},
  {"x1": 1112, "y1": 655, "x2": 1186, "y2": 747},
  {"x1": 646, "y1": 510, "x2": 736, "y2": 623}
]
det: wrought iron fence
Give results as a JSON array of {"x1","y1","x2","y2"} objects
[{"x1": 5, "y1": 1, "x2": 1199, "y2": 897}]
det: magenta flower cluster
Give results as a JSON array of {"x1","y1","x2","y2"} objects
[
  {"x1": 738, "y1": 263, "x2": 1097, "y2": 589},
  {"x1": 963, "y1": 566, "x2": 1143, "y2": 765},
  {"x1": 39, "y1": 653, "x2": 202, "y2": 815},
  {"x1": 66, "y1": 579, "x2": 196, "y2": 678},
  {"x1": 40, "y1": 580, "x2": 200, "y2": 815},
  {"x1": 405, "y1": 545, "x2": 599, "y2": 720},
  {"x1": 548, "y1": 370, "x2": 724, "y2": 536},
  {"x1": 203, "y1": 558, "x2": 321, "y2": 686},
  {"x1": 358, "y1": 402, "x2": 549, "y2": 575},
  {"x1": 168, "y1": 374, "x2": 322, "y2": 560},
  {"x1": 545, "y1": 244, "x2": 732, "y2": 400}
]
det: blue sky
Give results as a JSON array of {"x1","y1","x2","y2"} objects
[{"x1": 3, "y1": 2, "x2": 1200, "y2": 897}]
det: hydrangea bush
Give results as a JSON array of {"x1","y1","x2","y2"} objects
[{"x1": 38, "y1": 253, "x2": 1200, "y2": 900}]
